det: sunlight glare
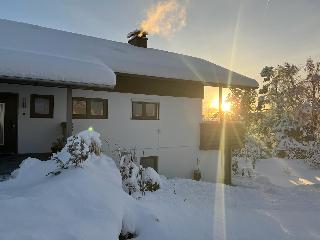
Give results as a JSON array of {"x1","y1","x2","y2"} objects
[
  {"x1": 210, "y1": 98, "x2": 231, "y2": 112},
  {"x1": 298, "y1": 178, "x2": 314, "y2": 185}
]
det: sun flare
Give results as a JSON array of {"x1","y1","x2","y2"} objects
[{"x1": 210, "y1": 99, "x2": 231, "y2": 112}]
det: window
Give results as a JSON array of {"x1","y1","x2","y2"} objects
[
  {"x1": 30, "y1": 94, "x2": 54, "y2": 118},
  {"x1": 132, "y1": 101, "x2": 159, "y2": 120},
  {"x1": 140, "y1": 156, "x2": 158, "y2": 172},
  {"x1": 90, "y1": 99, "x2": 105, "y2": 116},
  {"x1": 73, "y1": 99, "x2": 87, "y2": 115},
  {"x1": 72, "y1": 98, "x2": 108, "y2": 119}
]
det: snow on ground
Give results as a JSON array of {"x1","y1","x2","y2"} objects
[
  {"x1": 0, "y1": 155, "x2": 130, "y2": 240},
  {"x1": 255, "y1": 158, "x2": 320, "y2": 187},
  {"x1": 138, "y1": 158, "x2": 320, "y2": 240},
  {"x1": 0, "y1": 155, "x2": 320, "y2": 240},
  {"x1": 140, "y1": 168, "x2": 320, "y2": 240}
]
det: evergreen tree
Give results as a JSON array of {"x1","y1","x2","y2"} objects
[
  {"x1": 227, "y1": 88, "x2": 257, "y2": 126},
  {"x1": 304, "y1": 58, "x2": 320, "y2": 140}
]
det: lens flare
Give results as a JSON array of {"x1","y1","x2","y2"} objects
[{"x1": 210, "y1": 98, "x2": 231, "y2": 112}]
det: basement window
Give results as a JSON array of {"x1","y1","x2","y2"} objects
[
  {"x1": 72, "y1": 98, "x2": 108, "y2": 119},
  {"x1": 132, "y1": 101, "x2": 159, "y2": 120},
  {"x1": 30, "y1": 94, "x2": 54, "y2": 118},
  {"x1": 140, "y1": 156, "x2": 158, "y2": 172}
]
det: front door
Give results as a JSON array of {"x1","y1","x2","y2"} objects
[{"x1": 0, "y1": 93, "x2": 18, "y2": 154}]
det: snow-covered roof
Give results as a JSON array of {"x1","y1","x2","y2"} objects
[
  {"x1": 0, "y1": 48, "x2": 116, "y2": 88},
  {"x1": 0, "y1": 19, "x2": 259, "y2": 89}
]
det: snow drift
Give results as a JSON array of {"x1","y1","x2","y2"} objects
[
  {"x1": 0, "y1": 154, "x2": 129, "y2": 240},
  {"x1": 1, "y1": 130, "x2": 320, "y2": 240},
  {"x1": 0, "y1": 130, "x2": 163, "y2": 240}
]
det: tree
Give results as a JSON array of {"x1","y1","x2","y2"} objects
[
  {"x1": 230, "y1": 58, "x2": 320, "y2": 165},
  {"x1": 227, "y1": 88, "x2": 257, "y2": 127},
  {"x1": 255, "y1": 60, "x2": 320, "y2": 158},
  {"x1": 304, "y1": 58, "x2": 320, "y2": 140},
  {"x1": 252, "y1": 63, "x2": 309, "y2": 156},
  {"x1": 259, "y1": 63, "x2": 301, "y2": 115}
]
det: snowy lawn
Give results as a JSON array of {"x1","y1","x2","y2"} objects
[
  {"x1": 1, "y1": 156, "x2": 320, "y2": 240},
  {"x1": 139, "y1": 158, "x2": 320, "y2": 240}
]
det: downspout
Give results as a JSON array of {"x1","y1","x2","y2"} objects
[
  {"x1": 219, "y1": 86, "x2": 223, "y2": 122},
  {"x1": 218, "y1": 85, "x2": 231, "y2": 185},
  {"x1": 66, "y1": 87, "x2": 73, "y2": 137}
]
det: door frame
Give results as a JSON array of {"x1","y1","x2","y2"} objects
[{"x1": 0, "y1": 92, "x2": 18, "y2": 154}]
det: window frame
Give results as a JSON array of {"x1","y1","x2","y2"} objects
[
  {"x1": 131, "y1": 101, "x2": 160, "y2": 120},
  {"x1": 30, "y1": 94, "x2": 54, "y2": 118},
  {"x1": 72, "y1": 97, "x2": 108, "y2": 119}
]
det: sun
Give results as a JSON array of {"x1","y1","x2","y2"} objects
[
  {"x1": 210, "y1": 99, "x2": 231, "y2": 112},
  {"x1": 222, "y1": 101, "x2": 231, "y2": 112}
]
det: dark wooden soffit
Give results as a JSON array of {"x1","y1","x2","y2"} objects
[
  {"x1": 113, "y1": 73, "x2": 204, "y2": 99},
  {"x1": 0, "y1": 73, "x2": 204, "y2": 98}
]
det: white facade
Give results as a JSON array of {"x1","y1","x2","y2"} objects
[
  {"x1": 0, "y1": 83, "x2": 220, "y2": 181},
  {"x1": 0, "y1": 83, "x2": 67, "y2": 153}
]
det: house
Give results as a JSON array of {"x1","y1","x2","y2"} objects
[{"x1": 0, "y1": 19, "x2": 259, "y2": 182}]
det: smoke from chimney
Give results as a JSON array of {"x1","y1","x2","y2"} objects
[{"x1": 140, "y1": 0, "x2": 187, "y2": 37}]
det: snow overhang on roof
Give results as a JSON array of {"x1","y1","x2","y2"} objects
[
  {"x1": 0, "y1": 19, "x2": 259, "y2": 89},
  {"x1": 0, "y1": 48, "x2": 116, "y2": 88}
]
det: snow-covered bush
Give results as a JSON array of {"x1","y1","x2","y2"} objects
[
  {"x1": 120, "y1": 154, "x2": 142, "y2": 195},
  {"x1": 66, "y1": 136, "x2": 90, "y2": 167},
  {"x1": 50, "y1": 136, "x2": 66, "y2": 153},
  {"x1": 272, "y1": 115, "x2": 311, "y2": 159},
  {"x1": 232, "y1": 158, "x2": 254, "y2": 178},
  {"x1": 271, "y1": 128, "x2": 315, "y2": 160},
  {"x1": 232, "y1": 136, "x2": 268, "y2": 177},
  {"x1": 48, "y1": 130, "x2": 102, "y2": 176},
  {"x1": 78, "y1": 130, "x2": 102, "y2": 156},
  {"x1": 305, "y1": 142, "x2": 320, "y2": 168},
  {"x1": 117, "y1": 149, "x2": 160, "y2": 195},
  {"x1": 142, "y1": 167, "x2": 161, "y2": 192}
]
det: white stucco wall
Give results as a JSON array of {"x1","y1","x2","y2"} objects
[
  {"x1": 0, "y1": 83, "x2": 67, "y2": 153},
  {"x1": 72, "y1": 89, "x2": 219, "y2": 180},
  {"x1": 0, "y1": 83, "x2": 220, "y2": 181},
  {"x1": 199, "y1": 150, "x2": 221, "y2": 182}
]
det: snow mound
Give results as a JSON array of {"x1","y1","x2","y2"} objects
[
  {"x1": 0, "y1": 130, "x2": 165, "y2": 240},
  {"x1": 0, "y1": 153, "x2": 129, "y2": 240}
]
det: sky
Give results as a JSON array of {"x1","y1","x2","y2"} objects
[{"x1": 0, "y1": 0, "x2": 319, "y2": 106}]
